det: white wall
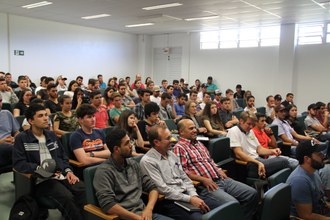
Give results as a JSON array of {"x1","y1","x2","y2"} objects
[
  {"x1": 148, "y1": 29, "x2": 330, "y2": 112},
  {"x1": 1, "y1": 13, "x2": 139, "y2": 84},
  {"x1": 0, "y1": 13, "x2": 9, "y2": 71}
]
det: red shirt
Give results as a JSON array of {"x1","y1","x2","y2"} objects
[
  {"x1": 94, "y1": 105, "x2": 109, "y2": 129},
  {"x1": 173, "y1": 137, "x2": 220, "y2": 180},
  {"x1": 252, "y1": 127, "x2": 270, "y2": 149}
]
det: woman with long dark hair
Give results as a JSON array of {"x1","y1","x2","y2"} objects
[
  {"x1": 13, "y1": 89, "x2": 33, "y2": 116},
  {"x1": 103, "y1": 86, "x2": 116, "y2": 109},
  {"x1": 202, "y1": 101, "x2": 227, "y2": 137},
  {"x1": 117, "y1": 110, "x2": 146, "y2": 155}
]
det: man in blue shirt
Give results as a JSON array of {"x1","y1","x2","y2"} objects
[
  {"x1": 287, "y1": 140, "x2": 330, "y2": 219},
  {"x1": 206, "y1": 76, "x2": 218, "y2": 99}
]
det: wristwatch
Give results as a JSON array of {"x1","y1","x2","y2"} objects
[{"x1": 89, "y1": 151, "x2": 95, "y2": 157}]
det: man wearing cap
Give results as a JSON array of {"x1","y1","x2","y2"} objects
[
  {"x1": 272, "y1": 104, "x2": 317, "y2": 155},
  {"x1": 213, "y1": 89, "x2": 222, "y2": 109},
  {"x1": 305, "y1": 103, "x2": 330, "y2": 142},
  {"x1": 150, "y1": 86, "x2": 161, "y2": 105},
  {"x1": 13, "y1": 104, "x2": 86, "y2": 219},
  {"x1": 56, "y1": 75, "x2": 68, "y2": 92},
  {"x1": 274, "y1": 94, "x2": 282, "y2": 107},
  {"x1": 287, "y1": 140, "x2": 330, "y2": 219}
]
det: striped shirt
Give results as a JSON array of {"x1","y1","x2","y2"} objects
[{"x1": 173, "y1": 137, "x2": 220, "y2": 180}]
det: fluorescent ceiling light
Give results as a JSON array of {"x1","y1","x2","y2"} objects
[
  {"x1": 125, "y1": 23, "x2": 154, "y2": 28},
  {"x1": 185, "y1": 15, "x2": 219, "y2": 21},
  {"x1": 142, "y1": 3, "x2": 182, "y2": 10},
  {"x1": 240, "y1": 0, "x2": 281, "y2": 18},
  {"x1": 310, "y1": 0, "x2": 327, "y2": 9},
  {"x1": 22, "y1": 1, "x2": 52, "y2": 9},
  {"x1": 81, "y1": 14, "x2": 111, "y2": 20}
]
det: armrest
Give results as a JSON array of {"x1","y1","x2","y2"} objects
[
  {"x1": 282, "y1": 142, "x2": 292, "y2": 146},
  {"x1": 84, "y1": 204, "x2": 119, "y2": 220},
  {"x1": 13, "y1": 168, "x2": 32, "y2": 178},
  {"x1": 235, "y1": 159, "x2": 247, "y2": 165},
  {"x1": 69, "y1": 159, "x2": 85, "y2": 167}
]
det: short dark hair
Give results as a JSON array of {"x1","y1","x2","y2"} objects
[
  {"x1": 88, "y1": 78, "x2": 97, "y2": 85},
  {"x1": 220, "y1": 97, "x2": 230, "y2": 104},
  {"x1": 97, "y1": 74, "x2": 102, "y2": 78},
  {"x1": 167, "y1": 85, "x2": 174, "y2": 90},
  {"x1": 246, "y1": 95, "x2": 255, "y2": 101},
  {"x1": 161, "y1": 79, "x2": 168, "y2": 84},
  {"x1": 118, "y1": 83, "x2": 126, "y2": 89},
  {"x1": 76, "y1": 104, "x2": 96, "y2": 118},
  {"x1": 106, "y1": 128, "x2": 127, "y2": 153},
  {"x1": 90, "y1": 90, "x2": 102, "y2": 99},
  {"x1": 173, "y1": 80, "x2": 179, "y2": 84},
  {"x1": 236, "y1": 84, "x2": 242, "y2": 89},
  {"x1": 286, "y1": 93, "x2": 294, "y2": 97},
  {"x1": 47, "y1": 83, "x2": 57, "y2": 91},
  {"x1": 58, "y1": 95, "x2": 71, "y2": 104},
  {"x1": 255, "y1": 113, "x2": 266, "y2": 120},
  {"x1": 45, "y1": 77, "x2": 54, "y2": 84},
  {"x1": 0, "y1": 77, "x2": 5, "y2": 82},
  {"x1": 76, "y1": 76, "x2": 83, "y2": 80},
  {"x1": 149, "y1": 125, "x2": 167, "y2": 148},
  {"x1": 25, "y1": 104, "x2": 46, "y2": 121},
  {"x1": 17, "y1": 75, "x2": 26, "y2": 83},
  {"x1": 177, "y1": 93, "x2": 186, "y2": 100},
  {"x1": 266, "y1": 95, "x2": 274, "y2": 102},
  {"x1": 138, "y1": 88, "x2": 152, "y2": 97},
  {"x1": 225, "y1": 89, "x2": 233, "y2": 94},
  {"x1": 30, "y1": 98, "x2": 45, "y2": 105},
  {"x1": 145, "y1": 102, "x2": 160, "y2": 118},
  {"x1": 161, "y1": 92, "x2": 172, "y2": 100},
  {"x1": 189, "y1": 90, "x2": 198, "y2": 96}
]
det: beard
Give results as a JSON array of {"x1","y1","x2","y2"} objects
[{"x1": 311, "y1": 158, "x2": 325, "y2": 170}]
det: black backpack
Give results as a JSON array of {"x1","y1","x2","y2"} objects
[{"x1": 9, "y1": 195, "x2": 40, "y2": 220}]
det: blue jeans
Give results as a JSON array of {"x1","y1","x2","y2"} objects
[
  {"x1": 156, "y1": 194, "x2": 221, "y2": 220},
  {"x1": 198, "y1": 178, "x2": 258, "y2": 220},
  {"x1": 152, "y1": 213, "x2": 174, "y2": 220}
]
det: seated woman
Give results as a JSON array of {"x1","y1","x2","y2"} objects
[
  {"x1": 64, "y1": 80, "x2": 79, "y2": 99},
  {"x1": 202, "y1": 101, "x2": 227, "y2": 137},
  {"x1": 72, "y1": 88, "x2": 85, "y2": 110},
  {"x1": 286, "y1": 104, "x2": 306, "y2": 135},
  {"x1": 70, "y1": 104, "x2": 110, "y2": 165},
  {"x1": 53, "y1": 95, "x2": 79, "y2": 137},
  {"x1": 117, "y1": 110, "x2": 147, "y2": 154},
  {"x1": 132, "y1": 79, "x2": 142, "y2": 98},
  {"x1": 13, "y1": 89, "x2": 33, "y2": 117},
  {"x1": 103, "y1": 86, "x2": 116, "y2": 110},
  {"x1": 180, "y1": 100, "x2": 207, "y2": 135}
]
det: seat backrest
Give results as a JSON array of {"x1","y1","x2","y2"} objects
[
  {"x1": 296, "y1": 115, "x2": 307, "y2": 131},
  {"x1": 261, "y1": 183, "x2": 291, "y2": 220},
  {"x1": 233, "y1": 109, "x2": 244, "y2": 120},
  {"x1": 257, "y1": 106, "x2": 266, "y2": 115},
  {"x1": 60, "y1": 132, "x2": 75, "y2": 159},
  {"x1": 208, "y1": 137, "x2": 234, "y2": 166},
  {"x1": 165, "y1": 119, "x2": 178, "y2": 132},
  {"x1": 100, "y1": 127, "x2": 114, "y2": 137},
  {"x1": 83, "y1": 165, "x2": 100, "y2": 206},
  {"x1": 202, "y1": 201, "x2": 244, "y2": 220},
  {"x1": 236, "y1": 98, "x2": 245, "y2": 108},
  {"x1": 268, "y1": 168, "x2": 291, "y2": 188}
]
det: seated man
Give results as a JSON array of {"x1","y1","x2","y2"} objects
[
  {"x1": 70, "y1": 104, "x2": 110, "y2": 165},
  {"x1": 218, "y1": 97, "x2": 239, "y2": 129},
  {"x1": 174, "y1": 119, "x2": 258, "y2": 220},
  {"x1": 93, "y1": 128, "x2": 172, "y2": 220},
  {"x1": 174, "y1": 93, "x2": 186, "y2": 117},
  {"x1": 272, "y1": 104, "x2": 321, "y2": 154},
  {"x1": 281, "y1": 93, "x2": 294, "y2": 108},
  {"x1": 265, "y1": 95, "x2": 276, "y2": 124},
  {"x1": 140, "y1": 125, "x2": 223, "y2": 220},
  {"x1": 243, "y1": 95, "x2": 257, "y2": 114},
  {"x1": 227, "y1": 111, "x2": 289, "y2": 178},
  {"x1": 0, "y1": 76, "x2": 18, "y2": 105},
  {"x1": 305, "y1": 103, "x2": 330, "y2": 142},
  {"x1": 287, "y1": 140, "x2": 330, "y2": 219},
  {"x1": 109, "y1": 92, "x2": 129, "y2": 125},
  {"x1": 45, "y1": 83, "x2": 61, "y2": 113},
  {"x1": 0, "y1": 93, "x2": 20, "y2": 168},
  {"x1": 133, "y1": 88, "x2": 151, "y2": 120},
  {"x1": 90, "y1": 90, "x2": 109, "y2": 129},
  {"x1": 197, "y1": 92, "x2": 211, "y2": 112},
  {"x1": 159, "y1": 93, "x2": 177, "y2": 120},
  {"x1": 13, "y1": 104, "x2": 85, "y2": 219},
  {"x1": 252, "y1": 113, "x2": 298, "y2": 169}
]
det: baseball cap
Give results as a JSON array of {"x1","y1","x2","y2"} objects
[
  {"x1": 215, "y1": 89, "x2": 222, "y2": 95},
  {"x1": 153, "y1": 86, "x2": 160, "y2": 92},
  {"x1": 57, "y1": 75, "x2": 67, "y2": 81},
  {"x1": 35, "y1": 159, "x2": 56, "y2": 178},
  {"x1": 296, "y1": 140, "x2": 327, "y2": 161},
  {"x1": 207, "y1": 76, "x2": 213, "y2": 80},
  {"x1": 274, "y1": 94, "x2": 282, "y2": 101},
  {"x1": 201, "y1": 83, "x2": 208, "y2": 88}
]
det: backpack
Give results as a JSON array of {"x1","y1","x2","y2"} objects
[{"x1": 9, "y1": 195, "x2": 40, "y2": 220}]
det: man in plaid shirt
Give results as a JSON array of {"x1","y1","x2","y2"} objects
[{"x1": 173, "y1": 119, "x2": 258, "y2": 220}]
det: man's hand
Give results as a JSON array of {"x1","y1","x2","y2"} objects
[
  {"x1": 66, "y1": 172, "x2": 80, "y2": 185},
  {"x1": 190, "y1": 196, "x2": 210, "y2": 213},
  {"x1": 201, "y1": 178, "x2": 219, "y2": 192},
  {"x1": 0, "y1": 136, "x2": 14, "y2": 144},
  {"x1": 271, "y1": 148, "x2": 281, "y2": 156},
  {"x1": 257, "y1": 162, "x2": 266, "y2": 179},
  {"x1": 141, "y1": 207, "x2": 153, "y2": 220},
  {"x1": 198, "y1": 127, "x2": 207, "y2": 133},
  {"x1": 218, "y1": 169, "x2": 228, "y2": 179}
]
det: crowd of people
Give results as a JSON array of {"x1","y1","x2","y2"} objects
[{"x1": 1, "y1": 70, "x2": 330, "y2": 219}]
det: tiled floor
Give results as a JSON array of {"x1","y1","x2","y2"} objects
[{"x1": 0, "y1": 171, "x2": 62, "y2": 219}]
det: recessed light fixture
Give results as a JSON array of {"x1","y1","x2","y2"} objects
[
  {"x1": 125, "y1": 23, "x2": 154, "y2": 28},
  {"x1": 22, "y1": 1, "x2": 53, "y2": 9},
  {"x1": 185, "y1": 15, "x2": 219, "y2": 21},
  {"x1": 81, "y1": 14, "x2": 111, "y2": 20},
  {"x1": 142, "y1": 3, "x2": 182, "y2": 10}
]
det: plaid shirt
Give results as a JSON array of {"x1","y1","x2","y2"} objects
[
  {"x1": 173, "y1": 137, "x2": 220, "y2": 180},
  {"x1": 134, "y1": 103, "x2": 145, "y2": 120}
]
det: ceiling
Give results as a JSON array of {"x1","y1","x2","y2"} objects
[{"x1": 0, "y1": 0, "x2": 329, "y2": 35}]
